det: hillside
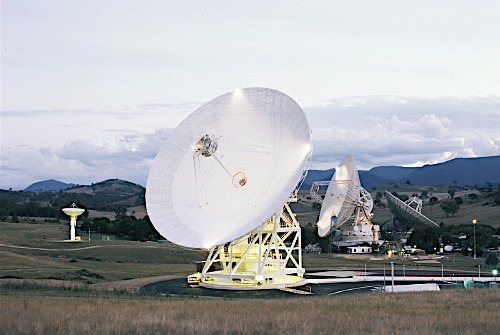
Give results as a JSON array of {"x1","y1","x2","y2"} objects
[
  {"x1": 302, "y1": 155, "x2": 500, "y2": 189},
  {"x1": 0, "y1": 179, "x2": 145, "y2": 219},
  {"x1": 301, "y1": 168, "x2": 335, "y2": 190},
  {"x1": 398, "y1": 156, "x2": 500, "y2": 185},
  {"x1": 65, "y1": 179, "x2": 144, "y2": 197},
  {"x1": 1, "y1": 155, "x2": 499, "y2": 226},
  {"x1": 59, "y1": 179, "x2": 145, "y2": 211},
  {"x1": 368, "y1": 166, "x2": 418, "y2": 180}
]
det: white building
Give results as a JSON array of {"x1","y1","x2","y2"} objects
[{"x1": 347, "y1": 246, "x2": 372, "y2": 254}]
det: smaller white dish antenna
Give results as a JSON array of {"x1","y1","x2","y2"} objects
[
  {"x1": 314, "y1": 155, "x2": 373, "y2": 237},
  {"x1": 62, "y1": 203, "x2": 85, "y2": 241},
  {"x1": 384, "y1": 191, "x2": 438, "y2": 227}
]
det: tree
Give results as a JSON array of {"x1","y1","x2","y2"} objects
[
  {"x1": 473, "y1": 246, "x2": 484, "y2": 257},
  {"x1": 486, "y1": 182, "x2": 493, "y2": 192},
  {"x1": 10, "y1": 212, "x2": 19, "y2": 223},
  {"x1": 391, "y1": 192, "x2": 408, "y2": 202},
  {"x1": 441, "y1": 231, "x2": 454, "y2": 245},
  {"x1": 447, "y1": 189, "x2": 456, "y2": 198},
  {"x1": 428, "y1": 197, "x2": 438, "y2": 211},
  {"x1": 407, "y1": 226, "x2": 440, "y2": 254},
  {"x1": 468, "y1": 193, "x2": 479, "y2": 202},
  {"x1": 374, "y1": 191, "x2": 384, "y2": 208},
  {"x1": 440, "y1": 199, "x2": 460, "y2": 217},
  {"x1": 0, "y1": 208, "x2": 8, "y2": 221},
  {"x1": 494, "y1": 185, "x2": 500, "y2": 205},
  {"x1": 485, "y1": 253, "x2": 499, "y2": 268}
]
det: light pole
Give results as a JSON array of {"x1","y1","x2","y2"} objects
[
  {"x1": 391, "y1": 262, "x2": 394, "y2": 292},
  {"x1": 472, "y1": 219, "x2": 477, "y2": 259},
  {"x1": 383, "y1": 265, "x2": 386, "y2": 291}
]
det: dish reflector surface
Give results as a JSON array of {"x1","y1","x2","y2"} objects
[
  {"x1": 384, "y1": 191, "x2": 438, "y2": 227},
  {"x1": 146, "y1": 88, "x2": 311, "y2": 248},
  {"x1": 317, "y1": 155, "x2": 370, "y2": 237}
]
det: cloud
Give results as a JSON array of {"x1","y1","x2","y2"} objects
[
  {"x1": 305, "y1": 96, "x2": 500, "y2": 170},
  {"x1": 136, "y1": 102, "x2": 202, "y2": 111},
  {"x1": 1, "y1": 95, "x2": 499, "y2": 189},
  {"x1": 1, "y1": 108, "x2": 93, "y2": 118},
  {"x1": 462, "y1": 135, "x2": 499, "y2": 157},
  {"x1": 0, "y1": 128, "x2": 172, "y2": 190},
  {"x1": 58, "y1": 128, "x2": 172, "y2": 163}
]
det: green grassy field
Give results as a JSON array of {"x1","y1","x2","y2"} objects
[
  {"x1": 1, "y1": 217, "x2": 499, "y2": 334},
  {"x1": 0, "y1": 222, "x2": 205, "y2": 284},
  {"x1": 0, "y1": 221, "x2": 491, "y2": 288}
]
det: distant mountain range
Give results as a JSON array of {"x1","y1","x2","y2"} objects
[
  {"x1": 301, "y1": 155, "x2": 500, "y2": 189},
  {"x1": 24, "y1": 179, "x2": 78, "y2": 191},
  {"x1": 22, "y1": 155, "x2": 500, "y2": 193}
]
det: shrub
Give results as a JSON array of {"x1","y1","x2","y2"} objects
[{"x1": 485, "y1": 253, "x2": 499, "y2": 267}]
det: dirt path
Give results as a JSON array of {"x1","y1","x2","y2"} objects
[
  {"x1": 92, "y1": 275, "x2": 182, "y2": 292},
  {"x1": 0, "y1": 275, "x2": 183, "y2": 293},
  {"x1": 0, "y1": 278, "x2": 87, "y2": 288},
  {"x1": 0, "y1": 243, "x2": 134, "y2": 252}
]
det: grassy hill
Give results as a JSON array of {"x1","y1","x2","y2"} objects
[
  {"x1": 0, "y1": 179, "x2": 146, "y2": 221},
  {"x1": 369, "y1": 183, "x2": 500, "y2": 228},
  {"x1": 1, "y1": 178, "x2": 499, "y2": 231},
  {"x1": 293, "y1": 183, "x2": 500, "y2": 229}
]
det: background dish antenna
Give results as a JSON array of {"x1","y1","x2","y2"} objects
[
  {"x1": 383, "y1": 191, "x2": 438, "y2": 256},
  {"x1": 146, "y1": 87, "x2": 312, "y2": 249},
  {"x1": 314, "y1": 155, "x2": 373, "y2": 237},
  {"x1": 384, "y1": 191, "x2": 438, "y2": 227}
]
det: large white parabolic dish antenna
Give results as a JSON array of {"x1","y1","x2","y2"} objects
[
  {"x1": 316, "y1": 155, "x2": 372, "y2": 237},
  {"x1": 146, "y1": 88, "x2": 312, "y2": 248}
]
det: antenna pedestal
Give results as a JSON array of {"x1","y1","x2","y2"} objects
[
  {"x1": 70, "y1": 217, "x2": 77, "y2": 241},
  {"x1": 189, "y1": 198, "x2": 306, "y2": 290}
]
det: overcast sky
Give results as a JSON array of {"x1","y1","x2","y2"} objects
[{"x1": 1, "y1": 0, "x2": 499, "y2": 190}]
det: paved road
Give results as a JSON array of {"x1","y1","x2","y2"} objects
[{"x1": 142, "y1": 270, "x2": 484, "y2": 297}]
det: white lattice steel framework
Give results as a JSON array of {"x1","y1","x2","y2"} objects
[{"x1": 193, "y1": 195, "x2": 305, "y2": 289}]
